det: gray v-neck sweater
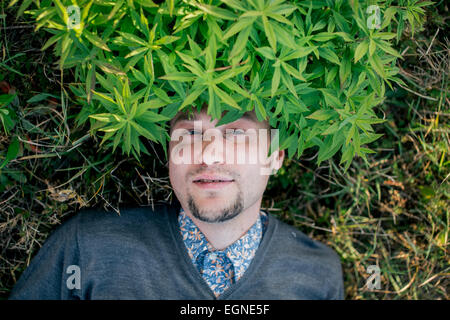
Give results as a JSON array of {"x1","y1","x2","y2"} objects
[{"x1": 9, "y1": 200, "x2": 344, "y2": 300}]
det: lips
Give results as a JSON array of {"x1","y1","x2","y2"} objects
[
  {"x1": 192, "y1": 174, "x2": 235, "y2": 190},
  {"x1": 193, "y1": 175, "x2": 234, "y2": 183}
]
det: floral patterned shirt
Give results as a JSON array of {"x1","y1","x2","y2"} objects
[{"x1": 178, "y1": 208, "x2": 268, "y2": 297}]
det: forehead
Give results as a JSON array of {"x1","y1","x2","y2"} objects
[{"x1": 170, "y1": 110, "x2": 261, "y2": 128}]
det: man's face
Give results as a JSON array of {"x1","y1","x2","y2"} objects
[{"x1": 168, "y1": 109, "x2": 284, "y2": 223}]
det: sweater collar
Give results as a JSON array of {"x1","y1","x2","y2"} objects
[{"x1": 177, "y1": 208, "x2": 267, "y2": 281}]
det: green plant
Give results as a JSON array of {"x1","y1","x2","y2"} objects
[
  {"x1": 15, "y1": 0, "x2": 431, "y2": 171},
  {"x1": 0, "y1": 93, "x2": 17, "y2": 135}
]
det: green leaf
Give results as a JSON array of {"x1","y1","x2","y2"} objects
[
  {"x1": 319, "y1": 89, "x2": 341, "y2": 108},
  {"x1": 213, "y1": 85, "x2": 241, "y2": 110},
  {"x1": 26, "y1": 93, "x2": 59, "y2": 104},
  {"x1": 281, "y1": 46, "x2": 316, "y2": 61},
  {"x1": 280, "y1": 69, "x2": 298, "y2": 98},
  {"x1": 339, "y1": 51, "x2": 351, "y2": 87},
  {"x1": 179, "y1": 87, "x2": 205, "y2": 110},
  {"x1": 155, "y1": 35, "x2": 180, "y2": 46},
  {"x1": 159, "y1": 72, "x2": 197, "y2": 82},
  {"x1": 107, "y1": 125, "x2": 122, "y2": 151},
  {"x1": 92, "y1": 91, "x2": 116, "y2": 107},
  {"x1": 354, "y1": 40, "x2": 368, "y2": 63},
  {"x1": 130, "y1": 66, "x2": 148, "y2": 84},
  {"x1": 306, "y1": 109, "x2": 336, "y2": 121},
  {"x1": 84, "y1": 30, "x2": 111, "y2": 52},
  {"x1": 334, "y1": 32, "x2": 353, "y2": 42},
  {"x1": 318, "y1": 47, "x2": 340, "y2": 65},
  {"x1": 208, "y1": 87, "x2": 219, "y2": 120},
  {"x1": 270, "y1": 23, "x2": 298, "y2": 49},
  {"x1": 125, "y1": 47, "x2": 149, "y2": 59},
  {"x1": 326, "y1": 66, "x2": 338, "y2": 86},
  {"x1": 321, "y1": 121, "x2": 340, "y2": 135},
  {"x1": 116, "y1": 32, "x2": 147, "y2": 46},
  {"x1": 312, "y1": 32, "x2": 336, "y2": 41},
  {"x1": 380, "y1": 7, "x2": 397, "y2": 30},
  {"x1": 94, "y1": 60, "x2": 126, "y2": 76},
  {"x1": 339, "y1": 143, "x2": 354, "y2": 172},
  {"x1": 0, "y1": 136, "x2": 20, "y2": 170},
  {"x1": 99, "y1": 122, "x2": 125, "y2": 133},
  {"x1": 282, "y1": 62, "x2": 306, "y2": 81},
  {"x1": 107, "y1": 0, "x2": 124, "y2": 20},
  {"x1": 265, "y1": 12, "x2": 294, "y2": 27},
  {"x1": 195, "y1": 2, "x2": 237, "y2": 20},
  {"x1": 89, "y1": 113, "x2": 117, "y2": 122},
  {"x1": 137, "y1": 98, "x2": 170, "y2": 115},
  {"x1": 262, "y1": 15, "x2": 276, "y2": 53},
  {"x1": 375, "y1": 40, "x2": 404, "y2": 59},
  {"x1": 212, "y1": 63, "x2": 251, "y2": 85},
  {"x1": 223, "y1": 17, "x2": 255, "y2": 40},
  {"x1": 86, "y1": 64, "x2": 96, "y2": 104},
  {"x1": 41, "y1": 33, "x2": 63, "y2": 51},
  {"x1": 255, "y1": 97, "x2": 267, "y2": 120},
  {"x1": 53, "y1": 0, "x2": 69, "y2": 24},
  {"x1": 175, "y1": 50, "x2": 205, "y2": 76},
  {"x1": 138, "y1": 110, "x2": 171, "y2": 123},
  {"x1": 369, "y1": 38, "x2": 376, "y2": 56},
  {"x1": 368, "y1": 54, "x2": 386, "y2": 78},
  {"x1": 255, "y1": 47, "x2": 276, "y2": 60},
  {"x1": 221, "y1": 0, "x2": 247, "y2": 11},
  {"x1": 372, "y1": 32, "x2": 397, "y2": 40},
  {"x1": 270, "y1": 2, "x2": 298, "y2": 16},
  {"x1": 271, "y1": 66, "x2": 281, "y2": 98},
  {"x1": 345, "y1": 123, "x2": 356, "y2": 146},
  {"x1": 124, "y1": 123, "x2": 132, "y2": 155},
  {"x1": 359, "y1": 147, "x2": 376, "y2": 154},
  {"x1": 205, "y1": 35, "x2": 217, "y2": 71},
  {"x1": 152, "y1": 87, "x2": 173, "y2": 104},
  {"x1": 317, "y1": 134, "x2": 341, "y2": 164},
  {"x1": 240, "y1": 10, "x2": 262, "y2": 18},
  {"x1": 221, "y1": 79, "x2": 251, "y2": 99},
  {"x1": 130, "y1": 120, "x2": 157, "y2": 142},
  {"x1": 187, "y1": 35, "x2": 203, "y2": 57}
]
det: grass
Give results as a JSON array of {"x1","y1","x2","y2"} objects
[{"x1": 0, "y1": 1, "x2": 448, "y2": 299}]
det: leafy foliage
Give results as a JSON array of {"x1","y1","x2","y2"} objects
[{"x1": 14, "y1": 0, "x2": 431, "y2": 171}]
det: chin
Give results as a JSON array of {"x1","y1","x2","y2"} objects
[{"x1": 196, "y1": 199, "x2": 229, "y2": 209}]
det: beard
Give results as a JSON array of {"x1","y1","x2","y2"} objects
[{"x1": 186, "y1": 189, "x2": 244, "y2": 223}]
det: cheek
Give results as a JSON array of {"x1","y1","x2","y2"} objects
[{"x1": 169, "y1": 163, "x2": 186, "y2": 191}]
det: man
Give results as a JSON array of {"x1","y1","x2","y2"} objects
[{"x1": 9, "y1": 105, "x2": 344, "y2": 300}]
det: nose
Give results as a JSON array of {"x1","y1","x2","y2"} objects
[{"x1": 196, "y1": 128, "x2": 226, "y2": 165}]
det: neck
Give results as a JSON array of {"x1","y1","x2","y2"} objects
[{"x1": 182, "y1": 201, "x2": 262, "y2": 250}]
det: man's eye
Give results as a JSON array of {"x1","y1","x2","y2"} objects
[
  {"x1": 187, "y1": 129, "x2": 202, "y2": 135},
  {"x1": 228, "y1": 129, "x2": 245, "y2": 135}
]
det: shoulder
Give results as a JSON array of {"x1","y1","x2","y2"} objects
[
  {"x1": 45, "y1": 202, "x2": 176, "y2": 253},
  {"x1": 272, "y1": 216, "x2": 340, "y2": 262},
  {"x1": 73, "y1": 202, "x2": 173, "y2": 238},
  {"x1": 267, "y1": 214, "x2": 344, "y2": 299},
  {"x1": 67, "y1": 201, "x2": 179, "y2": 261},
  {"x1": 76, "y1": 202, "x2": 169, "y2": 226}
]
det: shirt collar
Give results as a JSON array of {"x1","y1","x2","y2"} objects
[{"x1": 178, "y1": 208, "x2": 266, "y2": 280}]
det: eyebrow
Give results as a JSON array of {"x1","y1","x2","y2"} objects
[{"x1": 171, "y1": 112, "x2": 257, "y2": 127}]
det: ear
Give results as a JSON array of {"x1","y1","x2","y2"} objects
[{"x1": 267, "y1": 149, "x2": 285, "y2": 175}]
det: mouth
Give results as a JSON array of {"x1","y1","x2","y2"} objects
[{"x1": 192, "y1": 178, "x2": 235, "y2": 189}]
